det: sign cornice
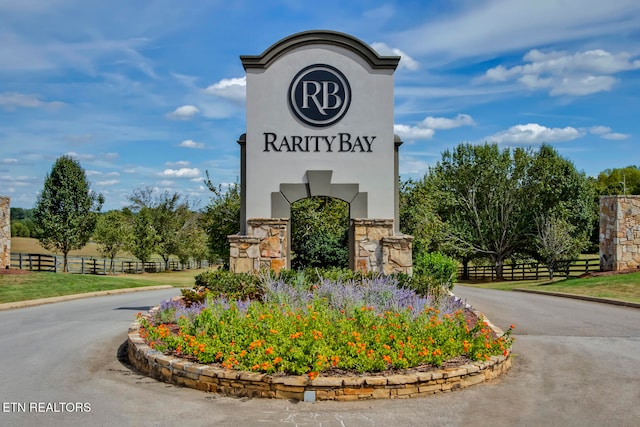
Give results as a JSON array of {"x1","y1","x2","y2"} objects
[{"x1": 240, "y1": 30, "x2": 400, "y2": 70}]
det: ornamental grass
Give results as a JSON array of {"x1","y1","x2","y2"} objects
[{"x1": 138, "y1": 273, "x2": 513, "y2": 378}]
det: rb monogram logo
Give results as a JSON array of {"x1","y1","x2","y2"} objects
[{"x1": 288, "y1": 64, "x2": 351, "y2": 127}]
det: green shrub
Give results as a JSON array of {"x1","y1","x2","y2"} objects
[
  {"x1": 409, "y1": 252, "x2": 458, "y2": 303},
  {"x1": 185, "y1": 269, "x2": 261, "y2": 303}
]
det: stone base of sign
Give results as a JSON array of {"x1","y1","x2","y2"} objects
[
  {"x1": 350, "y1": 219, "x2": 413, "y2": 274},
  {"x1": 0, "y1": 196, "x2": 9, "y2": 270},
  {"x1": 600, "y1": 196, "x2": 640, "y2": 271},
  {"x1": 229, "y1": 217, "x2": 412, "y2": 275},
  {"x1": 229, "y1": 219, "x2": 288, "y2": 274}
]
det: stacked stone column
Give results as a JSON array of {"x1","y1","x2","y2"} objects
[
  {"x1": 350, "y1": 219, "x2": 412, "y2": 275},
  {"x1": 229, "y1": 219, "x2": 288, "y2": 274},
  {"x1": 600, "y1": 195, "x2": 640, "y2": 271},
  {"x1": 0, "y1": 196, "x2": 9, "y2": 269}
]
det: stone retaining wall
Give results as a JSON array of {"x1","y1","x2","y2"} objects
[{"x1": 127, "y1": 311, "x2": 511, "y2": 401}]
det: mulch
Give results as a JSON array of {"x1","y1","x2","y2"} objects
[
  {"x1": 0, "y1": 268, "x2": 31, "y2": 275},
  {"x1": 578, "y1": 268, "x2": 640, "y2": 278}
]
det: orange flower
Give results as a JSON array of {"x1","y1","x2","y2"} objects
[{"x1": 265, "y1": 347, "x2": 273, "y2": 355}]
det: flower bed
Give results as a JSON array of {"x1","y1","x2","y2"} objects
[{"x1": 129, "y1": 272, "x2": 514, "y2": 400}]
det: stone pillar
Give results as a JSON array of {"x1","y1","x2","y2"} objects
[
  {"x1": 351, "y1": 219, "x2": 412, "y2": 274},
  {"x1": 0, "y1": 196, "x2": 10, "y2": 269},
  {"x1": 599, "y1": 195, "x2": 640, "y2": 271},
  {"x1": 381, "y1": 235, "x2": 413, "y2": 275},
  {"x1": 228, "y1": 218, "x2": 288, "y2": 274}
]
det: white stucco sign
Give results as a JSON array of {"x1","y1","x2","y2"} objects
[{"x1": 230, "y1": 30, "x2": 412, "y2": 274}]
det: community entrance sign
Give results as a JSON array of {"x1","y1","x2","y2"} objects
[{"x1": 229, "y1": 30, "x2": 412, "y2": 274}]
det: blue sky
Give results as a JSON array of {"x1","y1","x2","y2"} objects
[{"x1": 1, "y1": 0, "x2": 639, "y2": 210}]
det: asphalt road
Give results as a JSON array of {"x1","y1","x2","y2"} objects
[{"x1": 0, "y1": 286, "x2": 639, "y2": 427}]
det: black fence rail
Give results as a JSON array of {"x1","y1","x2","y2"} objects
[
  {"x1": 459, "y1": 258, "x2": 600, "y2": 281},
  {"x1": 10, "y1": 253, "x2": 211, "y2": 274}
]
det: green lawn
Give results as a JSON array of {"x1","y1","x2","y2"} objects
[
  {"x1": 458, "y1": 271, "x2": 640, "y2": 304},
  {"x1": 0, "y1": 269, "x2": 208, "y2": 304}
]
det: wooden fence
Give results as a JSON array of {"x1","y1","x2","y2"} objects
[
  {"x1": 9, "y1": 253, "x2": 211, "y2": 274},
  {"x1": 459, "y1": 258, "x2": 600, "y2": 281}
]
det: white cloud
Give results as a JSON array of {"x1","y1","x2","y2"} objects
[
  {"x1": 178, "y1": 139, "x2": 204, "y2": 149},
  {"x1": 0, "y1": 92, "x2": 65, "y2": 111},
  {"x1": 95, "y1": 179, "x2": 120, "y2": 186},
  {"x1": 421, "y1": 114, "x2": 475, "y2": 130},
  {"x1": 487, "y1": 123, "x2": 584, "y2": 144},
  {"x1": 64, "y1": 151, "x2": 95, "y2": 161},
  {"x1": 395, "y1": 114, "x2": 475, "y2": 140},
  {"x1": 166, "y1": 160, "x2": 190, "y2": 167},
  {"x1": 204, "y1": 77, "x2": 246, "y2": 102},
  {"x1": 589, "y1": 126, "x2": 630, "y2": 140},
  {"x1": 158, "y1": 168, "x2": 202, "y2": 179},
  {"x1": 370, "y1": 42, "x2": 419, "y2": 71},
  {"x1": 483, "y1": 49, "x2": 639, "y2": 96},
  {"x1": 394, "y1": 124, "x2": 435, "y2": 140},
  {"x1": 392, "y1": 0, "x2": 640, "y2": 62},
  {"x1": 601, "y1": 132, "x2": 630, "y2": 140},
  {"x1": 167, "y1": 105, "x2": 200, "y2": 120},
  {"x1": 1, "y1": 158, "x2": 19, "y2": 164}
]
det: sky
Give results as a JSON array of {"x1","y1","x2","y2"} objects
[{"x1": 1, "y1": 0, "x2": 639, "y2": 211}]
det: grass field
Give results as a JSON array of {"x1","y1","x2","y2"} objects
[
  {"x1": 0, "y1": 269, "x2": 208, "y2": 304},
  {"x1": 11, "y1": 237, "x2": 134, "y2": 257},
  {"x1": 458, "y1": 271, "x2": 640, "y2": 304}
]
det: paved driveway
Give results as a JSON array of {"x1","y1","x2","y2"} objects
[{"x1": 0, "y1": 286, "x2": 638, "y2": 426}]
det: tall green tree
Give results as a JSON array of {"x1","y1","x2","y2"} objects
[
  {"x1": 130, "y1": 207, "x2": 158, "y2": 268},
  {"x1": 175, "y1": 212, "x2": 209, "y2": 269},
  {"x1": 33, "y1": 155, "x2": 103, "y2": 272},
  {"x1": 425, "y1": 143, "x2": 530, "y2": 279},
  {"x1": 128, "y1": 187, "x2": 192, "y2": 271},
  {"x1": 93, "y1": 210, "x2": 133, "y2": 273},
  {"x1": 202, "y1": 175, "x2": 241, "y2": 265},
  {"x1": 594, "y1": 165, "x2": 640, "y2": 195},
  {"x1": 424, "y1": 143, "x2": 594, "y2": 280}
]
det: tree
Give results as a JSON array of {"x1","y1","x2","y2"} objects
[
  {"x1": 523, "y1": 144, "x2": 595, "y2": 262},
  {"x1": 290, "y1": 196, "x2": 349, "y2": 269},
  {"x1": 535, "y1": 215, "x2": 585, "y2": 279},
  {"x1": 93, "y1": 210, "x2": 133, "y2": 273},
  {"x1": 425, "y1": 143, "x2": 531, "y2": 279},
  {"x1": 128, "y1": 187, "x2": 192, "y2": 271},
  {"x1": 424, "y1": 143, "x2": 594, "y2": 280},
  {"x1": 130, "y1": 207, "x2": 158, "y2": 268},
  {"x1": 594, "y1": 165, "x2": 640, "y2": 195},
  {"x1": 33, "y1": 155, "x2": 103, "y2": 272},
  {"x1": 202, "y1": 174, "x2": 241, "y2": 265},
  {"x1": 175, "y1": 212, "x2": 209, "y2": 269}
]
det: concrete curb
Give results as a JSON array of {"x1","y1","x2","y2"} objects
[
  {"x1": 0, "y1": 285, "x2": 175, "y2": 311},
  {"x1": 513, "y1": 288, "x2": 640, "y2": 309}
]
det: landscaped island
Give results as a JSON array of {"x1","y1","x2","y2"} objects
[{"x1": 131, "y1": 269, "x2": 513, "y2": 400}]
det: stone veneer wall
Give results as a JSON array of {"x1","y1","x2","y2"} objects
[
  {"x1": 230, "y1": 217, "x2": 413, "y2": 275},
  {"x1": 0, "y1": 197, "x2": 9, "y2": 269},
  {"x1": 600, "y1": 196, "x2": 640, "y2": 271},
  {"x1": 228, "y1": 218, "x2": 288, "y2": 274},
  {"x1": 351, "y1": 219, "x2": 413, "y2": 274}
]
